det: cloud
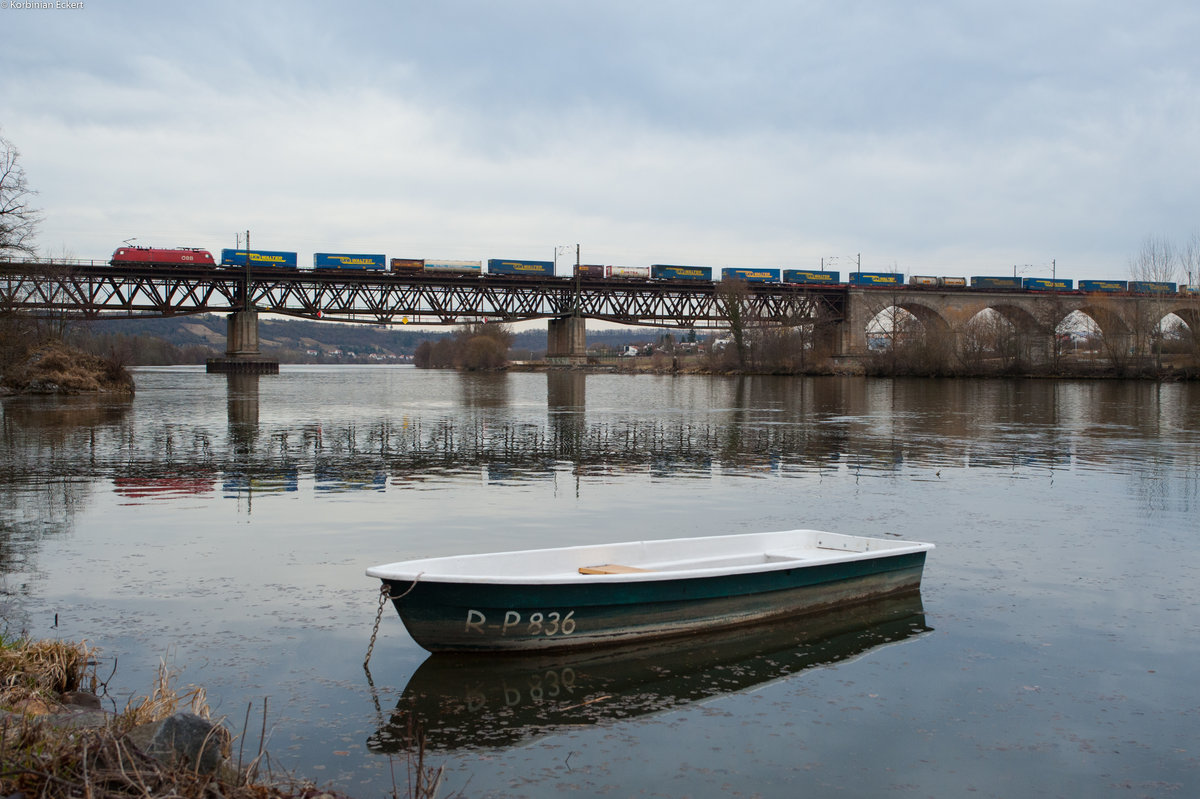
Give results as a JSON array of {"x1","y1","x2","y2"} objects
[{"x1": 3, "y1": 0, "x2": 1200, "y2": 279}]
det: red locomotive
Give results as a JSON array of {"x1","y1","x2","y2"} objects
[{"x1": 110, "y1": 246, "x2": 215, "y2": 266}]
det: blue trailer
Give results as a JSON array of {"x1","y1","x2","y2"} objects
[
  {"x1": 849, "y1": 272, "x2": 902, "y2": 286},
  {"x1": 487, "y1": 259, "x2": 555, "y2": 277},
  {"x1": 970, "y1": 276, "x2": 1023, "y2": 290},
  {"x1": 1129, "y1": 280, "x2": 1177, "y2": 295},
  {"x1": 220, "y1": 249, "x2": 299, "y2": 268},
  {"x1": 1078, "y1": 280, "x2": 1128, "y2": 293},
  {"x1": 650, "y1": 264, "x2": 714, "y2": 281},
  {"x1": 721, "y1": 268, "x2": 781, "y2": 283},
  {"x1": 1022, "y1": 277, "x2": 1074, "y2": 291},
  {"x1": 313, "y1": 253, "x2": 386, "y2": 270},
  {"x1": 782, "y1": 269, "x2": 840, "y2": 285}
]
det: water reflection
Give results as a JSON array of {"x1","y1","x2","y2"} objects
[
  {"x1": 226, "y1": 372, "x2": 260, "y2": 450},
  {"x1": 0, "y1": 394, "x2": 133, "y2": 621},
  {"x1": 368, "y1": 592, "x2": 931, "y2": 753},
  {"x1": 1, "y1": 373, "x2": 1197, "y2": 509},
  {"x1": 458, "y1": 371, "x2": 510, "y2": 409}
]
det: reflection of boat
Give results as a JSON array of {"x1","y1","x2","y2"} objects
[
  {"x1": 368, "y1": 591, "x2": 932, "y2": 753},
  {"x1": 366, "y1": 530, "x2": 933, "y2": 652}
]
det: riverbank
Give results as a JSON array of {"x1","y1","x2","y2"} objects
[
  {"x1": 509, "y1": 353, "x2": 1200, "y2": 380},
  {"x1": 0, "y1": 342, "x2": 135, "y2": 396},
  {"x1": 0, "y1": 634, "x2": 362, "y2": 799}
]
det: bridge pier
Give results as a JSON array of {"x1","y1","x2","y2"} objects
[
  {"x1": 826, "y1": 290, "x2": 874, "y2": 368},
  {"x1": 206, "y1": 310, "x2": 279, "y2": 374},
  {"x1": 547, "y1": 316, "x2": 587, "y2": 365}
]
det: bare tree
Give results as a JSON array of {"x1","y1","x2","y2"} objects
[
  {"x1": 0, "y1": 134, "x2": 41, "y2": 259},
  {"x1": 1130, "y1": 234, "x2": 1177, "y2": 283},
  {"x1": 1129, "y1": 235, "x2": 1179, "y2": 367},
  {"x1": 957, "y1": 309, "x2": 1018, "y2": 372},
  {"x1": 1179, "y1": 232, "x2": 1200, "y2": 291},
  {"x1": 715, "y1": 278, "x2": 751, "y2": 368}
]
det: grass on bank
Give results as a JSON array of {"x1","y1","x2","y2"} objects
[
  {"x1": 0, "y1": 341, "x2": 135, "y2": 395},
  {"x1": 1, "y1": 633, "x2": 448, "y2": 799},
  {"x1": 0, "y1": 633, "x2": 354, "y2": 799}
]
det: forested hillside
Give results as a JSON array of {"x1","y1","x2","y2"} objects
[{"x1": 63, "y1": 315, "x2": 662, "y2": 365}]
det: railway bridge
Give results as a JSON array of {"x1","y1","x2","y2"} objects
[
  {"x1": 840, "y1": 285, "x2": 1200, "y2": 362},
  {"x1": 1, "y1": 260, "x2": 1195, "y2": 367}
]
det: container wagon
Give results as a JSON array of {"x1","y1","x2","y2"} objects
[
  {"x1": 608, "y1": 265, "x2": 651, "y2": 279},
  {"x1": 423, "y1": 260, "x2": 482, "y2": 274},
  {"x1": 110, "y1": 246, "x2": 215, "y2": 266},
  {"x1": 574, "y1": 264, "x2": 605, "y2": 277},
  {"x1": 313, "y1": 253, "x2": 386, "y2": 270},
  {"x1": 908, "y1": 275, "x2": 939, "y2": 286},
  {"x1": 721, "y1": 268, "x2": 781, "y2": 283},
  {"x1": 487, "y1": 259, "x2": 555, "y2": 277},
  {"x1": 650, "y1": 264, "x2": 714, "y2": 281},
  {"x1": 970, "y1": 276, "x2": 1023, "y2": 289},
  {"x1": 390, "y1": 258, "x2": 425, "y2": 272},
  {"x1": 220, "y1": 249, "x2": 299, "y2": 268},
  {"x1": 939, "y1": 277, "x2": 968, "y2": 287},
  {"x1": 782, "y1": 269, "x2": 840, "y2": 284},
  {"x1": 849, "y1": 272, "x2": 903, "y2": 286},
  {"x1": 1022, "y1": 277, "x2": 1074, "y2": 291},
  {"x1": 1129, "y1": 281, "x2": 1178, "y2": 295},
  {"x1": 1078, "y1": 280, "x2": 1128, "y2": 293}
]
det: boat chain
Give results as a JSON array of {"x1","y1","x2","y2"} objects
[{"x1": 363, "y1": 576, "x2": 422, "y2": 669}]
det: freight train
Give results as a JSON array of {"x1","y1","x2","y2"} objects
[{"x1": 107, "y1": 246, "x2": 1194, "y2": 295}]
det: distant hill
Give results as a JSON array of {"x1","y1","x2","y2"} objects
[{"x1": 65, "y1": 315, "x2": 676, "y2": 365}]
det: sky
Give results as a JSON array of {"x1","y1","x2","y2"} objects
[{"x1": 3, "y1": 0, "x2": 1200, "y2": 283}]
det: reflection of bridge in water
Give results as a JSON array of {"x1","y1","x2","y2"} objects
[
  {"x1": 3, "y1": 374, "x2": 1196, "y2": 507},
  {"x1": 193, "y1": 372, "x2": 1095, "y2": 494},
  {"x1": 1, "y1": 372, "x2": 1197, "y2": 596}
]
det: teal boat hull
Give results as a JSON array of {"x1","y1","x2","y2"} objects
[{"x1": 379, "y1": 549, "x2": 928, "y2": 653}]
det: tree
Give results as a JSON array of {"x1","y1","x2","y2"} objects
[
  {"x1": 1130, "y1": 234, "x2": 1177, "y2": 284},
  {"x1": 715, "y1": 278, "x2": 750, "y2": 368},
  {"x1": 413, "y1": 323, "x2": 512, "y2": 369},
  {"x1": 0, "y1": 134, "x2": 41, "y2": 259},
  {"x1": 1129, "y1": 235, "x2": 1178, "y2": 366},
  {"x1": 1181, "y1": 232, "x2": 1200, "y2": 290}
]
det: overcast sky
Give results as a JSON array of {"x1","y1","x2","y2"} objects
[{"x1": 3, "y1": 0, "x2": 1199, "y2": 281}]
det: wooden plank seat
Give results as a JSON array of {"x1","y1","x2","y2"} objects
[{"x1": 578, "y1": 564, "x2": 652, "y2": 575}]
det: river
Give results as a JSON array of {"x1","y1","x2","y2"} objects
[{"x1": 2, "y1": 366, "x2": 1197, "y2": 798}]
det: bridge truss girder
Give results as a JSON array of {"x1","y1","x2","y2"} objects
[{"x1": 1, "y1": 263, "x2": 846, "y2": 329}]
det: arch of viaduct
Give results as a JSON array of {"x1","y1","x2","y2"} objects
[{"x1": 836, "y1": 288, "x2": 1200, "y2": 362}]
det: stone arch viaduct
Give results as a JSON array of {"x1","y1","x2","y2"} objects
[{"x1": 834, "y1": 288, "x2": 1200, "y2": 363}]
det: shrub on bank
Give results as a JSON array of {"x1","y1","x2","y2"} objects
[
  {"x1": 415, "y1": 322, "x2": 512, "y2": 370},
  {"x1": 0, "y1": 342, "x2": 134, "y2": 395},
  {"x1": 0, "y1": 634, "x2": 355, "y2": 799}
]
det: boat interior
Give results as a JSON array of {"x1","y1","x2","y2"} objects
[{"x1": 579, "y1": 551, "x2": 813, "y2": 575}]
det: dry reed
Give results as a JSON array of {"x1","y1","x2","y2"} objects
[{"x1": 0, "y1": 637, "x2": 359, "y2": 799}]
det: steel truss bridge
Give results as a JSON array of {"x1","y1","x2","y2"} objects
[{"x1": 0, "y1": 261, "x2": 845, "y2": 329}]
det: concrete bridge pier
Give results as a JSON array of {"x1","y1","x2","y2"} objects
[
  {"x1": 226, "y1": 309, "x2": 260, "y2": 356},
  {"x1": 206, "y1": 310, "x2": 279, "y2": 374},
  {"x1": 547, "y1": 316, "x2": 587, "y2": 365}
]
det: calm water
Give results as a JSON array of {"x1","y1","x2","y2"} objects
[{"x1": 2, "y1": 366, "x2": 1198, "y2": 798}]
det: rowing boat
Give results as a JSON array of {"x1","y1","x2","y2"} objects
[
  {"x1": 366, "y1": 529, "x2": 933, "y2": 653},
  {"x1": 369, "y1": 591, "x2": 931, "y2": 751}
]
